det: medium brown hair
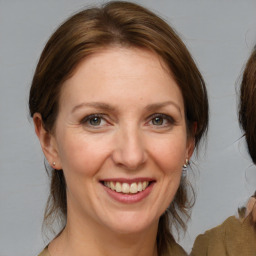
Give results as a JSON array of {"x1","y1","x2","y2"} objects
[
  {"x1": 239, "y1": 46, "x2": 256, "y2": 164},
  {"x1": 29, "y1": 1, "x2": 208, "y2": 253},
  {"x1": 239, "y1": 47, "x2": 256, "y2": 231}
]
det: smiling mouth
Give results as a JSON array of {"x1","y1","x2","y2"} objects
[{"x1": 103, "y1": 181, "x2": 151, "y2": 194}]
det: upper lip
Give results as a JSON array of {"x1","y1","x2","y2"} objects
[{"x1": 100, "y1": 177, "x2": 155, "y2": 184}]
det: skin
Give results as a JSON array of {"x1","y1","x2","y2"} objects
[
  {"x1": 247, "y1": 197, "x2": 256, "y2": 222},
  {"x1": 34, "y1": 47, "x2": 195, "y2": 256}
]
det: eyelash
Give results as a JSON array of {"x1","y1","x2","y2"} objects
[
  {"x1": 147, "y1": 113, "x2": 176, "y2": 127},
  {"x1": 80, "y1": 113, "x2": 176, "y2": 129},
  {"x1": 80, "y1": 113, "x2": 107, "y2": 127}
]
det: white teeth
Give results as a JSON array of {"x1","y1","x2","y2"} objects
[
  {"x1": 130, "y1": 183, "x2": 138, "y2": 194},
  {"x1": 116, "y1": 182, "x2": 122, "y2": 192},
  {"x1": 142, "y1": 181, "x2": 147, "y2": 190},
  {"x1": 110, "y1": 181, "x2": 115, "y2": 190},
  {"x1": 137, "y1": 182, "x2": 142, "y2": 192},
  {"x1": 104, "y1": 181, "x2": 150, "y2": 194},
  {"x1": 122, "y1": 183, "x2": 130, "y2": 193}
]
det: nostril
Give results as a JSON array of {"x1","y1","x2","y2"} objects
[{"x1": 111, "y1": 148, "x2": 146, "y2": 170}]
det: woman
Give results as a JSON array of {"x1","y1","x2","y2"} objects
[
  {"x1": 29, "y1": 1, "x2": 208, "y2": 255},
  {"x1": 191, "y1": 47, "x2": 256, "y2": 255}
]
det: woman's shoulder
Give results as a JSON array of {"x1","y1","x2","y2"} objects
[
  {"x1": 191, "y1": 216, "x2": 239, "y2": 255},
  {"x1": 38, "y1": 247, "x2": 50, "y2": 256},
  {"x1": 191, "y1": 215, "x2": 256, "y2": 256}
]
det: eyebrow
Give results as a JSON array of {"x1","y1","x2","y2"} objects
[
  {"x1": 71, "y1": 101, "x2": 182, "y2": 114},
  {"x1": 146, "y1": 101, "x2": 182, "y2": 115},
  {"x1": 71, "y1": 102, "x2": 115, "y2": 113}
]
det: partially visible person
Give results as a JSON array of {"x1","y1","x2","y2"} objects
[
  {"x1": 29, "y1": 1, "x2": 209, "y2": 256},
  {"x1": 191, "y1": 46, "x2": 256, "y2": 256}
]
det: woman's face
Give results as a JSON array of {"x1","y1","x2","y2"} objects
[{"x1": 47, "y1": 47, "x2": 194, "y2": 234}]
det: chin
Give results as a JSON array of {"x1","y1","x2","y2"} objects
[{"x1": 101, "y1": 210, "x2": 159, "y2": 235}]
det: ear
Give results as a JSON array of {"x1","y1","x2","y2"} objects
[
  {"x1": 186, "y1": 136, "x2": 195, "y2": 160},
  {"x1": 33, "y1": 113, "x2": 61, "y2": 170},
  {"x1": 186, "y1": 122, "x2": 197, "y2": 160}
]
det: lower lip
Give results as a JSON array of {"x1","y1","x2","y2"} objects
[{"x1": 102, "y1": 182, "x2": 155, "y2": 204}]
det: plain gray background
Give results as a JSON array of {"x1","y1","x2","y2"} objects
[{"x1": 1, "y1": 0, "x2": 256, "y2": 255}]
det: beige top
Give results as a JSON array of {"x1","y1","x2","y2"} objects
[
  {"x1": 191, "y1": 216, "x2": 256, "y2": 256},
  {"x1": 38, "y1": 241, "x2": 187, "y2": 256}
]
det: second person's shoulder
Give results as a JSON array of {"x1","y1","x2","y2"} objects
[{"x1": 191, "y1": 215, "x2": 256, "y2": 256}]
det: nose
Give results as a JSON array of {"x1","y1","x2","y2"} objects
[{"x1": 111, "y1": 127, "x2": 147, "y2": 170}]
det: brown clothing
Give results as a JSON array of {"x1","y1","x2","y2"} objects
[
  {"x1": 38, "y1": 247, "x2": 50, "y2": 256},
  {"x1": 168, "y1": 242, "x2": 188, "y2": 256},
  {"x1": 191, "y1": 216, "x2": 256, "y2": 256},
  {"x1": 38, "y1": 241, "x2": 187, "y2": 256}
]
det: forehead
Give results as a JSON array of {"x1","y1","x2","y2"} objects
[
  {"x1": 71, "y1": 46, "x2": 172, "y2": 80},
  {"x1": 59, "y1": 47, "x2": 184, "y2": 111}
]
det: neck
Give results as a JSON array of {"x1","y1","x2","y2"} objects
[{"x1": 48, "y1": 210, "x2": 159, "y2": 256}]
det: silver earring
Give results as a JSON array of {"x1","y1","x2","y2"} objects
[
  {"x1": 52, "y1": 162, "x2": 56, "y2": 167},
  {"x1": 182, "y1": 159, "x2": 189, "y2": 177},
  {"x1": 183, "y1": 159, "x2": 189, "y2": 168}
]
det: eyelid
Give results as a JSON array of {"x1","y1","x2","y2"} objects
[
  {"x1": 80, "y1": 113, "x2": 105, "y2": 123},
  {"x1": 147, "y1": 113, "x2": 176, "y2": 126},
  {"x1": 80, "y1": 113, "x2": 110, "y2": 129},
  {"x1": 80, "y1": 113, "x2": 176, "y2": 128}
]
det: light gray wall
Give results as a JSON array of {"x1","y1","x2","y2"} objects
[{"x1": 1, "y1": 0, "x2": 256, "y2": 255}]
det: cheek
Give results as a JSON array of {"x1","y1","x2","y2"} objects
[
  {"x1": 57, "y1": 132, "x2": 112, "y2": 176},
  {"x1": 148, "y1": 133, "x2": 187, "y2": 174}
]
